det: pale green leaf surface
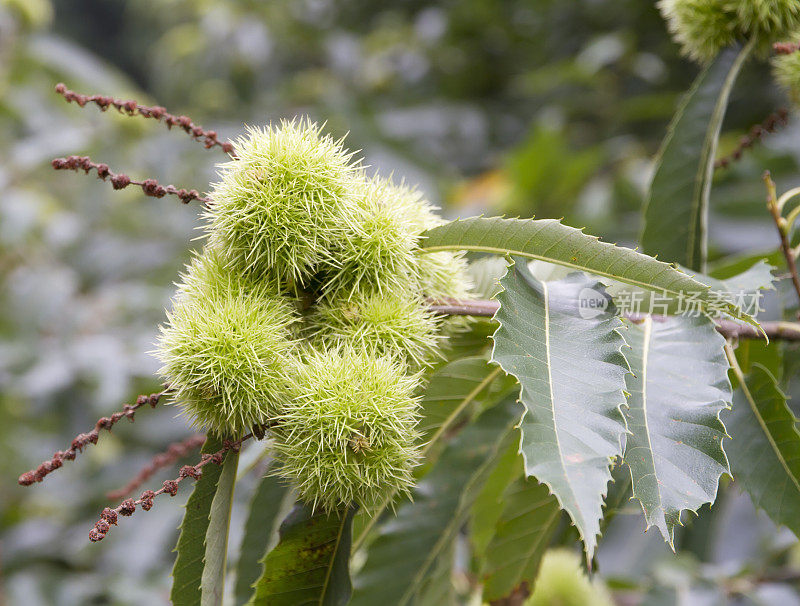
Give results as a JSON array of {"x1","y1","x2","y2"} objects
[
  {"x1": 171, "y1": 435, "x2": 225, "y2": 606},
  {"x1": 726, "y1": 362, "x2": 800, "y2": 537},
  {"x1": 623, "y1": 315, "x2": 731, "y2": 546},
  {"x1": 234, "y1": 472, "x2": 295, "y2": 606},
  {"x1": 421, "y1": 217, "x2": 755, "y2": 324},
  {"x1": 490, "y1": 261, "x2": 629, "y2": 558},
  {"x1": 249, "y1": 505, "x2": 357, "y2": 606},
  {"x1": 351, "y1": 401, "x2": 520, "y2": 606},
  {"x1": 641, "y1": 44, "x2": 753, "y2": 271},
  {"x1": 201, "y1": 449, "x2": 240, "y2": 606}
]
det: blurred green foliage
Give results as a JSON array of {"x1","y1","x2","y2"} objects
[{"x1": 3, "y1": 0, "x2": 800, "y2": 603}]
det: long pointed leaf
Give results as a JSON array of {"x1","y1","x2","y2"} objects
[
  {"x1": 249, "y1": 505, "x2": 357, "y2": 606},
  {"x1": 351, "y1": 401, "x2": 521, "y2": 606},
  {"x1": 641, "y1": 43, "x2": 754, "y2": 271},
  {"x1": 234, "y1": 473, "x2": 295, "y2": 605},
  {"x1": 490, "y1": 262, "x2": 629, "y2": 558},
  {"x1": 171, "y1": 435, "x2": 226, "y2": 606},
  {"x1": 421, "y1": 217, "x2": 755, "y2": 325},
  {"x1": 726, "y1": 361, "x2": 800, "y2": 537},
  {"x1": 201, "y1": 448, "x2": 240, "y2": 606},
  {"x1": 480, "y1": 477, "x2": 561, "y2": 601},
  {"x1": 623, "y1": 315, "x2": 731, "y2": 546}
]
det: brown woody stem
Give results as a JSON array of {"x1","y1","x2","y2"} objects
[{"x1": 427, "y1": 299, "x2": 800, "y2": 340}]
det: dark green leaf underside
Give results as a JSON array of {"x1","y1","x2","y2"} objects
[
  {"x1": 727, "y1": 363, "x2": 800, "y2": 537},
  {"x1": 641, "y1": 44, "x2": 753, "y2": 271},
  {"x1": 249, "y1": 504, "x2": 356, "y2": 606}
]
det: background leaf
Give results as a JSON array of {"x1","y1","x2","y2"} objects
[
  {"x1": 353, "y1": 356, "x2": 515, "y2": 552},
  {"x1": 234, "y1": 472, "x2": 295, "y2": 606},
  {"x1": 421, "y1": 217, "x2": 754, "y2": 323},
  {"x1": 351, "y1": 400, "x2": 520, "y2": 606},
  {"x1": 249, "y1": 504, "x2": 357, "y2": 606},
  {"x1": 480, "y1": 476, "x2": 561, "y2": 602},
  {"x1": 623, "y1": 315, "x2": 731, "y2": 546},
  {"x1": 641, "y1": 44, "x2": 753, "y2": 271},
  {"x1": 171, "y1": 435, "x2": 225, "y2": 606},
  {"x1": 726, "y1": 361, "x2": 800, "y2": 538},
  {"x1": 490, "y1": 261, "x2": 629, "y2": 558},
  {"x1": 201, "y1": 448, "x2": 240, "y2": 606}
]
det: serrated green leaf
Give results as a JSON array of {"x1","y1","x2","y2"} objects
[
  {"x1": 641, "y1": 43, "x2": 754, "y2": 271},
  {"x1": 684, "y1": 260, "x2": 775, "y2": 295},
  {"x1": 726, "y1": 361, "x2": 800, "y2": 537},
  {"x1": 480, "y1": 476, "x2": 561, "y2": 601},
  {"x1": 201, "y1": 448, "x2": 239, "y2": 606},
  {"x1": 171, "y1": 435, "x2": 225, "y2": 606},
  {"x1": 234, "y1": 472, "x2": 295, "y2": 606},
  {"x1": 351, "y1": 401, "x2": 521, "y2": 606},
  {"x1": 622, "y1": 315, "x2": 731, "y2": 547},
  {"x1": 249, "y1": 504, "x2": 357, "y2": 606},
  {"x1": 490, "y1": 261, "x2": 629, "y2": 558},
  {"x1": 421, "y1": 217, "x2": 755, "y2": 325}
]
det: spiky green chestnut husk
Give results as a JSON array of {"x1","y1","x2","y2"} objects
[
  {"x1": 726, "y1": 0, "x2": 800, "y2": 39},
  {"x1": 658, "y1": 0, "x2": 738, "y2": 62},
  {"x1": 525, "y1": 549, "x2": 614, "y2": 606},
  {"x1": 205, "y1": 119, "x2": 363, "y2": 283},
  {"x1": 417, "y1": 251, "x2": 473, "y2": 300},
  {"x1": 773, "y1": 35, "x2": 800, "y2": 103},
  {"x1": 660, "y1": 0, "x2": 800, "y2": 61},
  {"x1": 309, "y1": 292, "x2": 441, "y2": 368},
  {"x1": 174, "y1": 243, "x2": 280, "y2": 302},
  {"x1": 321, "y1": 176, "x2": 420, "y2": 299},
  {"x1": 155, "y1": 288, "x2": 298, "y2": 436},
  {"x1": 272, "y1": 348, "x2": 421, "y2": 511}
]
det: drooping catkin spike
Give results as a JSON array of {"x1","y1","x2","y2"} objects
[
  {"x1": 51, "y1": 156, "x2": 211, "y2": 205},
  {"x1": 89, "y1": 435, "x2": 250, "y2": 542},
  {"x1": 18, "y1": 390, "x2": 164, "y2": 486},
  {"x1": 54, "y1": 83, "x2": 235, "y2": 156},
  {"x1": 714, "y1": 108, "x2": 789, "y2": 170},
  {"x1": 106, "y1": 434, "x2": 206, "y2": 500}
]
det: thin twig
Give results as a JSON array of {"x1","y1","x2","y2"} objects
[
  {"x1": 715, "y1": 109, "x2": 789, "y2": 170},
  {"x1": 89, "y1": 434, "x2": 251, "y2": 542},
  {"x1": 427, "y1": 299, "x2": 800, "y2": 340},
  {"x1": 52, "y1": 155, "x2": 211, "y2": 206},
  {"x1": 764, "y1": 171, "x2": 800, "y2": 313},
  {"x1": 106, "y1": 434, "x2": 206, "y2": 500},
  {"x1": 55, "y1": 83, "x2": 234, "y2": 156},
  {"x1": 18, "y1": 390, "x2": 164, "y2": 486}
]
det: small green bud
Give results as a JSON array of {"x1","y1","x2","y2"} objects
[
  {"x1": 309, "y1": 291, "x2": 441, "y2": 368},
  {"x1": 271, "y1": 347, "x2": 421, "y2": 511},
  {"x1": 205, "y1": 119, "x2": 363, "y2": 283},
  {"x1": 155, "y1": 282, "x2": 298, "y2": 436},
  {"x1": 525, "y1": 549, "x2": 614, "y2": 606}
]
